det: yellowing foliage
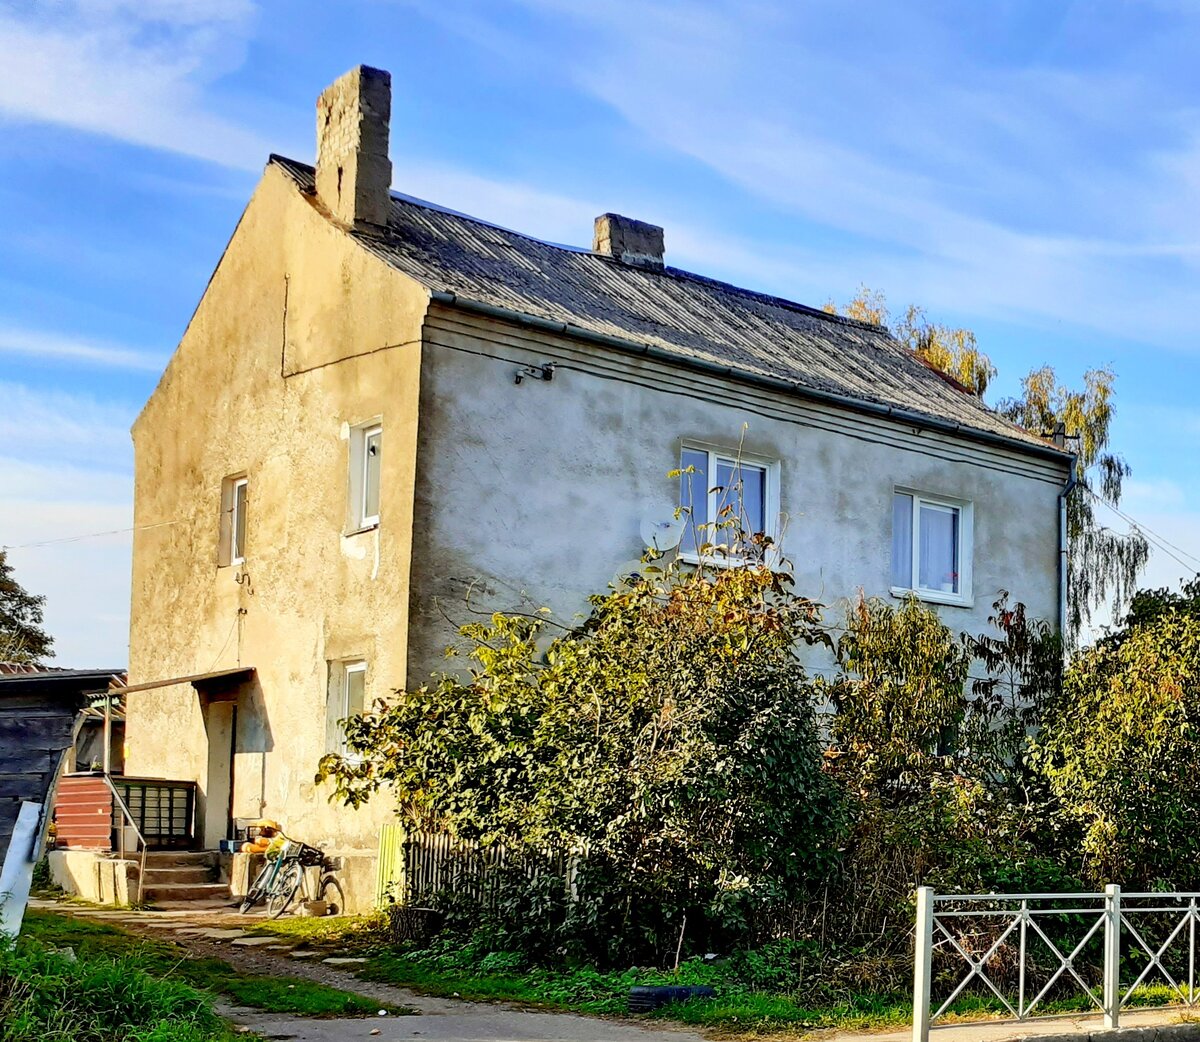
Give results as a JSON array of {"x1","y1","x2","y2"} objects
[{"x1": 825, "y1": 286, "x2": 997, "y2": 397}]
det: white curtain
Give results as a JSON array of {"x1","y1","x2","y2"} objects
[
  {"x1": 892, "y1": 493, "x2": 913, "y2": 587},
  {"x1": 918, "y1": 503, "x2": 959, "y2": 592}
]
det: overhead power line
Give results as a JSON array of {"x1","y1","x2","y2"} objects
[
  {"x1": 1, "y1": 519, "x2": 181, "y2": 551},
  {"x1": 1083, "y1": 486, "x2": 1200, "y2": 574}
]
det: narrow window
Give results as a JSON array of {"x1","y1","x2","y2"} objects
[
  {"x1": 231, "y1": 478, "x2": 248, "y2": 564},
  {"x1": 343, "y1": 660, "x2": 367, "y2": 720},
  {"x1": 219, "y1": 474, "x2": 248, "y2": 567},
  {"x1": 678, "y1": 446, "x2": 776, "y2": 559},
  {"x1": 327, "y1": 660, "x2": 368, "y2": 755},
  {"x1": 361, "y1": 425, "x2": 381, "y2": 527},
  {"x1": 348, "y1": 420, "x2": 382, "y2": 532},
  {"x1": 891, "y1": 490, "x2": 970, "y2": 603}
]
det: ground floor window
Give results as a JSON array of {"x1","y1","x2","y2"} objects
[{"x1": 327, "y1": 659, "x2": 367, "y2": 755}]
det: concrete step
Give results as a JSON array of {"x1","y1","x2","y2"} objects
[
  {"x1": 142, "y1": 866, "x2": 215, "y2": 885},
  {"x1": 141, "y1": 850, "x2": 219, "y2": 868},
  {"x1": 142, "y1": 882, "x2": 231, "y2": 903},
  {"x1": 153, "y1": 899, "x2": 239, "y2": 912}
]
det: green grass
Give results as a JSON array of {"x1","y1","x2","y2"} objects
[
  {"x1": 247, "y1": 914, "x2": 1199, "y2": 1035},
  {"x1": 250, "y1": 915, "x2": 916, "y2": 1029},
  {"x1": 22, "y1": 910, "x2": 410, "y2": 1019},
  {"x1": 1, "y1": 932, "x2": 241, "y2": 1042}
]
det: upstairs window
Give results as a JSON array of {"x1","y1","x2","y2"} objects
[
  {"x1": 678, "y1": 446, "x2": 777, "y2": 560},
  {"x1": 348, "y1": 421, "x2": 382, "y2": 531},
  {"x1": 219, "y1": 475, "x2": 248, "y2": 567},
  {"x1": 891, "y1": 490, "x2": 972, "y2": 604}
]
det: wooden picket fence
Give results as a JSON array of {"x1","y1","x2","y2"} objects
[{"x1": 375, "y1": 825, "x2": 578, "y2": 908}]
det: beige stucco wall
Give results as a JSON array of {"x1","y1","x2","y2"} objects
[
  {"x1": 405, "y1": 305, "x2": 1071, "y2": 685},
  {"x1": 126, "y1": 164, "x2": 428, "y2": 860},
  {"x1": 126, "y1": 163, "x2": 1070, "y2": 913}
]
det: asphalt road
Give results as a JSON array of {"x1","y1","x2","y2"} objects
[{"x1": 225, "y1": 1004, "x2": 712, "y2": 1042}]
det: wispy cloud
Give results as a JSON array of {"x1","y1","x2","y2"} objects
[
  {"x1": 413, "y1": 0, "x2": 1200, "y2": 347},
  {"x1": 0, "y1": 326, "x2": 165, "y2": 372},
  {"x1": 0, "y1": 455, "x2": 133, "y2": 665},
  {"x1": 0, "y1": 381, "x2": 135, "y2": 473},
  {"x1": 0, "y1": 0, "x2": 269, "y2": 169},
  {"x1": 0, "y1": 383, "x2": 135, "y2": 664}
]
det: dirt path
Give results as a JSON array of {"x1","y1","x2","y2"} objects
[{"x1": 31, "y1": 901, "x2": 710, "y2": 1042}]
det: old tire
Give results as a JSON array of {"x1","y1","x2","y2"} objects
[{"x1": 628, "y1": 985, "x2": 716, "y2": 1013}]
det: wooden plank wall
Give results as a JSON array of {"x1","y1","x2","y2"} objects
[
  {"x1": 0, "y1": 699, "x2": 80, "y2": 854},
  {"x1": 53, "y1": 774, "x2": 113, "y2": 850}
]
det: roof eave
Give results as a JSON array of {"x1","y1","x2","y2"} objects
[{"x1": 427, "y1": 290, "x2": 1071, "y2": 466}]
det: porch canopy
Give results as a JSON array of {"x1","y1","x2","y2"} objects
[{"x1": 120, "y1": 666, "x2": 255, "y2": 702}]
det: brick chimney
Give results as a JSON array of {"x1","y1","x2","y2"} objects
[
  {"x1": 593, "y1": 213, "x2": 665, "y2": 270},
  {"x1": 315, "y1": 65, "x2": 392, "y2": 232}
]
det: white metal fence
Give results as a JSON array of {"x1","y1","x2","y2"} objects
[{"x1": 913, "y1": 886, "x2": 1200, "y2": 1042}]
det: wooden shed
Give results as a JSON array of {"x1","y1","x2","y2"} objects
[{"x1": 0, "y1": 667, "x2": 124, "y2": 857}]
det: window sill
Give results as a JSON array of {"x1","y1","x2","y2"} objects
[
  {"x1": 677, "y1": 550, "x2": 779, "y2": 570},
  {"x1": 343, "y1": 522, "x2": 379, "y2": 538},
  {"x1": 890, "y1": 586, "x2": 972, "y2": 608}
]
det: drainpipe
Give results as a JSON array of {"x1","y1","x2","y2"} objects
[{"x1": 1058, "y1": 450, "x2": 1079, "y2": 640}]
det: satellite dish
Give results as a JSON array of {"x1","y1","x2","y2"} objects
[
  {"x1": 609, "y1": 558, "x2": 648, "y2": 589},
  {"x1": 640, "y1": 517, "x2": 685, "y2": 553}
]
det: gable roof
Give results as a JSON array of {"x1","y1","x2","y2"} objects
[{"x1": 270, "y1": 156, "x2": 1065, "y2": 460}]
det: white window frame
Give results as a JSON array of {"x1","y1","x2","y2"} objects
[
  {"x1": 890, "y1": 488, "x2": 974, "y2": 607},
  {"x1": 347, "y1": 419, "x2": 382, "y2": 533},
  {"x1": 218, "y1": 474, "x2": 248, "y2": 568},
  {"x1": 677, "y1": 443, "x2": 781, "y2": 566},
  {"x1": 329, "y1": 659, "x2": 368, "y2": 757},
  {"x1": 231, "y1": 477, "x2": 248, "y2": 565}
]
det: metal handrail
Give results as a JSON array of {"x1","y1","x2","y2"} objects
[{"x1": 102, "y1": 774, "x2": 148, "y2": 906}]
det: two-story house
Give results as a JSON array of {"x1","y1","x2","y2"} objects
[{"x1": 115, "y1": 66, "x2": 1072, "y2": 911}]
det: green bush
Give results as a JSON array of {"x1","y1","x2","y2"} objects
[
  {"x1": 320, "y1": 536, "x2": 844, "y2": 963},
  {"x1": 1032, "y1": 611, "x2": 1200, "y2": 889}
]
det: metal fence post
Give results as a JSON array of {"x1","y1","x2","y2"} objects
[
  {"x1": 913, "y1": 886, "x2": 935, "y2": 1042},
  {"x1": 1104, "y1": 883, "x2": 1121, "y2": 1029}
]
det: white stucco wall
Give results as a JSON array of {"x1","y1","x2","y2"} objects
[{"x1": 406, "y1": 305, "x2": 1070, "y2": 683}]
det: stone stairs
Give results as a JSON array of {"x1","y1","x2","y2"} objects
[{"x1": 138, "y1": 851, "x2": 232, "y2": 909}]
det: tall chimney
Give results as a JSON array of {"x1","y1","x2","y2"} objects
[
  {"x1": 315, "y1": 65, "x2": 392, "y2": 232},
  {"x1": 593, "y1": 213, "x2": 665, "y2": 270}
]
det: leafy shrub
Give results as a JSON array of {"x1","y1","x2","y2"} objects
[
  {"x1": 477, "y1": 950, "x2": 525, "y2": 973},
  {"x1": 726, "y1": 938, "x2": 819, "y2": 992},
  {"x1": 1032, "y1": 612, "x2": 1200, "y2": 889},
  {"x1": 320, "y1": 540, "x2": 844, "y2": 963}
]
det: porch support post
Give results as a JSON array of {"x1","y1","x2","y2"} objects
[{"x1": 102, "y1": 692, "x2": 112, "y2": 776}]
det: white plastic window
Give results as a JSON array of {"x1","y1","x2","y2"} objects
[
  {"x1": 678, "y1": 446, "x2": 776, "y2": 559},
  {"x1": 348, "y1": 421, "x2": 382, "y2": 532},
  {"x1": 891, "y1": 490, "x2": 972, "y2": 604},
  {"x1": 219, "y1": 474, "x2": 248, "y2": 567}
]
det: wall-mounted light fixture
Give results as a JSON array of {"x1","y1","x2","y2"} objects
[{"x1": 514, "y1": 362, "x2": 556, "y2": 385}]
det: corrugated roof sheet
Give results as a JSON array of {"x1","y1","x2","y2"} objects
[{"x1": 270, "y1": 155, "x2": 1060, "y2": 456}]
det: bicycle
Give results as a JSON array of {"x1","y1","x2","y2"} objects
[{"x1": 238, "y1": 835, "x2": 345, "y2": 919}]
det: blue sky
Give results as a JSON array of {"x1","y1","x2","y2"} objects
[{"x1": 3, "y1": 0, "x2": 1200, "y2": 664}]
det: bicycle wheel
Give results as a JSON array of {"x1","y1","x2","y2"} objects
[
  {"x1": 266, "y1": 860, "x2": 304, "y2": 920},
  {"x1": 239, "y1": 862, "x2": 274, "y2": 914},
  {"x1": 317, "y1": 874, "x2": 345, "y2": 916}
]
